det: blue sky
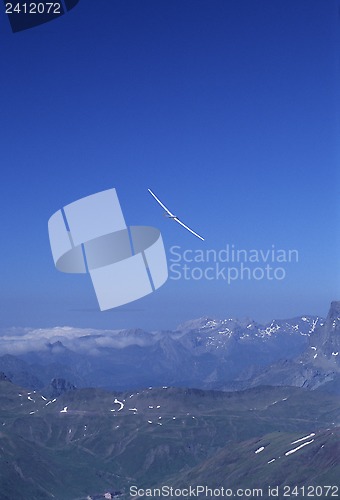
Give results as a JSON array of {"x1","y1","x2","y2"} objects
[{"x1": 0, "y1": 0, "x2": 339, "y2": 330}]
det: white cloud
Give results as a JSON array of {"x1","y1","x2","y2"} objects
[{"x1": 0, "y1": 326, "x2": 157, "y2": 356}]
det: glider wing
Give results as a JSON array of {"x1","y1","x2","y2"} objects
[
  {"x1": 174, "y1": 217, "x2": 205, "y2": 241},
  {"x1": 148, "y1": 188, "x2": 175, "y2": 217}
]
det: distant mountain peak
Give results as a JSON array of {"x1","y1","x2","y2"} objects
[
  {"x1": 47, "y1": 340, "x2": 67, "y2": 353},
  {"x1": 327, "y1": 301, "x2": 340, "y2": 322},
  {"x1": 310, "y1": 302, "x2": 340, "y2": 349},
  {"x1": 44, "y1": 378, "x2": 76, "y2": 398},
  {"x1": 176, "y1": 317, "x2": 219, "y2": 332}
]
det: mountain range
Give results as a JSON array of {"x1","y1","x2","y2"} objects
[
  {"x1": 1, "y1": 304, "x2": 338, "y2": 393},
  {"x1": 1, "y1": 302, "x2": 340, "y2": 498},
  {"x1": 221, "y1": 301, "x2": 340, "y2": 394}
]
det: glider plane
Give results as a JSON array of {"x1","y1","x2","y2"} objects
[{"x1": 148, "y1": 189, "x2": 204, "y2": 241}]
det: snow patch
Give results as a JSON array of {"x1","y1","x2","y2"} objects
[
  {"x1": 309, "y1": 319, "x2": 319, "y2": 333},
  {"x1": 113, "y1": 398, "x2": 124, "y2": 411},
  {"x1": 291, "y1": 433, "x2": 315, "y2": 445},
  {"x1": 285, "y1": 439, "x2": 314, "y2": 456}
]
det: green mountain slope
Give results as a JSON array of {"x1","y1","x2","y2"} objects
[{"x1": 1, "y1": 381, "x2": 340, "y2": 499}]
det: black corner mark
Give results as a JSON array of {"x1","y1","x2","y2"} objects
[{"x1": 4, "y1": 0, "x2": 81, "y2": 33}]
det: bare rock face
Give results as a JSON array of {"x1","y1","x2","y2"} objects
[
  {"x1": 303, "y1": 301, "x2": 340, "y2": 368},
  {"x1": 44, "y1": 378, "x2": 76, "y2": 398},
  {"x1": 0, "y1": 371, "x2": 10, "y2": 382},
  {"x1": 316, "y1": 301, "x2": 340, "y2": 353}
]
